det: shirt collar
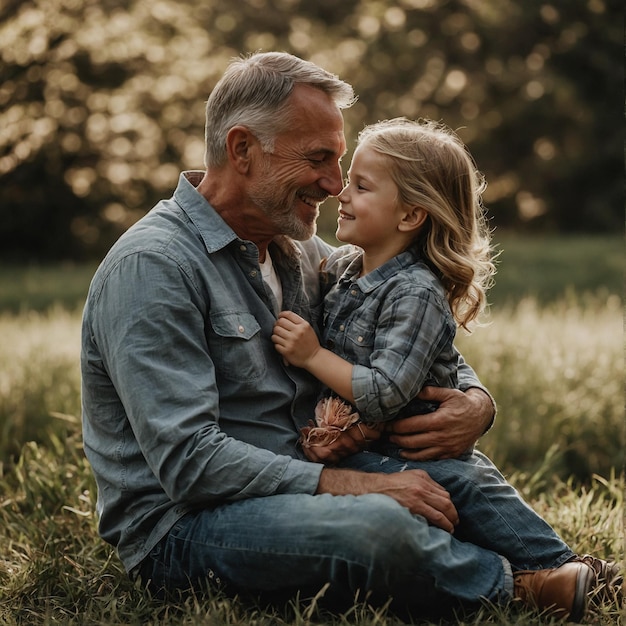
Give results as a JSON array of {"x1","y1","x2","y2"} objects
[
  {"x1": 175, "y1": 171, "x2": 302, "y2": 267},
  {"x1": 174, "y1": 171, "x2": 237, "y2": 253},
  {"x1": 341, "y1": 248, "x2": 421, "y2": 294}
]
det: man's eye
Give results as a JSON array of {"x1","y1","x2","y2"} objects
[{"x1": 308, "y1": 157, "x2": 325, "y2": 165}]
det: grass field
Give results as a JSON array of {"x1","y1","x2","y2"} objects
[{"x1": 0, "y1": 235, "x2": 623, "y2": 624}]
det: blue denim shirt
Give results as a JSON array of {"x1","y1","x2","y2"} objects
[
  {"x1": 81, "y1": 172, "x2": 331, "y2": 573},
  {"x1": 322, "y1": 246, "x2": 460, "y2": 422}
]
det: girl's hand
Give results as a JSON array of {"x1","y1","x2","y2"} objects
[{"x1": 272, "y1": 311, "x2": 321, "y2": 367}]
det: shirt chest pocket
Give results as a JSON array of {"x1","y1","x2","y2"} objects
[
  {"x1": 208, "y1": 312, "x2": 267, "y2": 381},
  {"x1": 342, "y1": 318, "x2": 375, "y2": 365}
]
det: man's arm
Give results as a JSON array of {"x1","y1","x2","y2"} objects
[
  {"x1": 303, "y1": 384, "x2": 494, "y2": 464},
  {"x1": 316, "y1": 467, "x2": 459, "y2": 533}
]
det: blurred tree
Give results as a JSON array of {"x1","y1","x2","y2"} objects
[{"x1": 0, "y1": 0, "x2": 621, "y2": 261}]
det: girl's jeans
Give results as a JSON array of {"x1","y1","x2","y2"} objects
[{"x1": 340, "y1": 449, "x2": 574, "y2": 570}]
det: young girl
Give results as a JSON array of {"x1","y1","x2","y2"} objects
[
  {"x1": 271, "y1": 117, "x2": 495, "y2": 448},
  {"x1": 270, "y1": 118, "x2": 619, "y2": 601}
]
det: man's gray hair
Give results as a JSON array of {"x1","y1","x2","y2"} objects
[{"x1": 204, "y1": 51, "x2": 356, "y2": 167}]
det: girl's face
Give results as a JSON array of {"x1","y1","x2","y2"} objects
[{"x1": 336, "y1": 143, "x2": 408, "y2": 256}]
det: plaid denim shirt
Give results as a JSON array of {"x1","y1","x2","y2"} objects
[{"x1": 321, "y1": 245, "x2": 461, "y2": 423}]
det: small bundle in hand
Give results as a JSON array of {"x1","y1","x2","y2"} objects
[{"x1": 300, "y1": 396, "x2": 360, "y2": 447}]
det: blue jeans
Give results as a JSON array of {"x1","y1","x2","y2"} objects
[
  {"x1": 338, "y1": 450, "x2": 574, "y2": 571},
  {"x1": 136, "y1": 491, "x2": 512, "y2": 612}
]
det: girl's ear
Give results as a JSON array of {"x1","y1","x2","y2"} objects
[
  {"x1": 225, "y1": 126, "x2": 257, "y2": 174},
  {"x1": 398, "y1": 206, "x2": 428, "y2": 233}
]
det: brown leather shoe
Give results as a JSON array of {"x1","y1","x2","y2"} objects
[{"x1": 513, "y1": 562, "x2": 595, "y2": 622}]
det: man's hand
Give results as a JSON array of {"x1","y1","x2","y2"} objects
[
  {"x1": 386, "y1": 386, "x2": 494, "y2": 461},
  {"x1": 302, "y1": 422, "x2": 382, "y2": 464},
  {"x1": 317, "y1": 466, "x2": 459, "y2": 533}
]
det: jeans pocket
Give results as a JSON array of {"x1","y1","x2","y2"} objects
[{"x1": 165, "y1": 516, "x2": 227, "y2": 591}]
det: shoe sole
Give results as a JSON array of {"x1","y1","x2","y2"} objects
[{"x1": 570, "y1": 564, "x2": 596, "y2": 622}]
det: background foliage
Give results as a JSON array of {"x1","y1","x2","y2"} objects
[{"x1": 1, "y1": 0, "x2": 622, "y2": 261}]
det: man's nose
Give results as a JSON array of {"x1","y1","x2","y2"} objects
[{"x1": 319, "y1": 161, "x2": 344, "y2": 197}]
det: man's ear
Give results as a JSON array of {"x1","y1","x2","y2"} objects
[
  {"x1": 225, "y1": 126, "x2": 257, "y2": 174},
  {"x1": 398, "y1": 206, "x2": 428, "y2": 233}
]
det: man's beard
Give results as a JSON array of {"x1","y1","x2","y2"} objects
[{"x1": 249, "y1": 160, "x2": 321, "y2": 241}]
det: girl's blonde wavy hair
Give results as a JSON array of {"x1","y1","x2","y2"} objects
[{"x1": 357, "y1": 117, "x2": 496, "y2": 331}]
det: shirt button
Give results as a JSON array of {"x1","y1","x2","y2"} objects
[
  {"x1": 350, "y1": 289, "x2": 357, "y2": 296},
  {"x1": 250, "y1": 270, "x2": 257, "y2": 277},
  {"x1": 339, "y1": 324, "x2": 345, "y2": 331},
  {"x1": 238, "y1": 325, "x2": 245, "y2": 333},
  {"x1": 357, "y1": 336, "x2": 364, "y2": 343},
  {"x1": 239, "y1": 244, "x2": 247, "y2": 252}
]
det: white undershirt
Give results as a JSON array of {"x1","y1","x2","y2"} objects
[{"x1": 260, "y1": 251, "x2": 283, "y2": 312}]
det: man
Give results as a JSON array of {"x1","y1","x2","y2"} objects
[{"x1": 81, "y1": 51, "x2": 609, "y2": 621}]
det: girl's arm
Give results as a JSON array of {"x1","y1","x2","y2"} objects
[{"x1": 272, "y1": 311, "x2": 356, "y2": 404}]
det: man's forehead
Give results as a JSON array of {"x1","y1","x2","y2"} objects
[
  {"x1": 280, "y1": 85, "x2": 347, "y2": 156},
  {"x1": 278, "y1": 126, "x2": 346, "y2": 158},
  {"x1": 306, "y1": 137, "x2": 347, "y2": 157}
]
